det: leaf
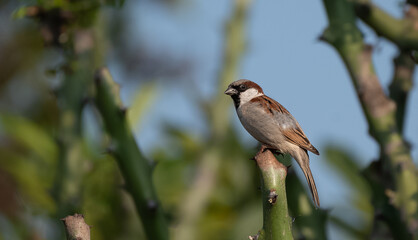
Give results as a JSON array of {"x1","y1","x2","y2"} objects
[
  {"x1": 0, "y1": 113, "x2": 58, "y2": 166},
  {"x1": 12, "y1": 6, "x2": 28, "y2": 19},
  {"x1": 0, "y1": 150, "x2": 56, "y2": 213},
  {"x1": 127, "y1": 82, "x2": 158, "y2": 131}
]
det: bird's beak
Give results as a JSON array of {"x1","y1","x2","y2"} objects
[{"x1": 224, "y1": 87, "x2": 238, "y2": 96}]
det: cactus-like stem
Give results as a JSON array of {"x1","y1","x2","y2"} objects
[
  {"x1": 321, "y1": 0, "x2": 418, "y2": 236},
  {"x1": 389, "y1": 51, "x2": 415, "y2": 134},
  {"x1": 94, "y1": 67, "x2": 169, "y2": 240},
  {"x1": 251, "y1": 147, "x2": 293, "y2": 240},
  {"x1": 354, "y1": 0, "x2": 418, "y2": 50}
]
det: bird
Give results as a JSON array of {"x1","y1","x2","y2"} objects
[{"x1": 224, "y1": 79, "x2": 320, "y2": 207}]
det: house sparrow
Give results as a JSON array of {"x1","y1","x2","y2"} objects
[{"x1": 225, "y1": 79, "x2": 320, "y2": 207}]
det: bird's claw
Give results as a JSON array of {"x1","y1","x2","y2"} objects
[{"x1": 273, "y1": 150, "x2": 284, "y2": 156}]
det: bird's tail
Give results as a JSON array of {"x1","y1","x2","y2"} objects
[{"x1": 296, "y1": 151, "x2": 320, "y2": 208}]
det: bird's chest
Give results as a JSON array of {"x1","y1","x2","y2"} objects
[{"x1": 236, "y1": 103, "x2": 284, "y2": 146}]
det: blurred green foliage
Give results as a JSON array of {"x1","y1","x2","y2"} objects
[{"x1": 0, "y1": 0, "x2": 415, "y2": 239}]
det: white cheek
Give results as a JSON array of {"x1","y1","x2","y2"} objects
[{"x1": 240, "y1": 88, "x2": 263, "y2": 105}]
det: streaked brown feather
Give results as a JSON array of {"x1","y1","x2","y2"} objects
[
  {"x1": 282, "y1": 127, "x2": 319, "y2": 155},
  {"x1": 249, "y1": 94, "x2": 319, "y2": 155},
  {"x1": 250, "y1": 95, "x2": 290, "y2": 115},
  {"x1": 262, "y1": 95, "x2": 290, "y2": 114}
]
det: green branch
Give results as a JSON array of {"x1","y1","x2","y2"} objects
[
  {"x1": 94, "y1": 68, "x2": 168, "y2": 240},
  {"x1": 363, "y1": 162, "x2": 413, "y2": 239},
  {"x1": 321, "y1": 0, "x2": 418, "y2": 236},
  {"x1": 389, "y1": 51, "x2": 415, "y2": 134},
  {"x1": 251, "y1": 147, "x2": 293, "y2": 240},
  {"x1": 354, "y1": 1, "x2": 418, "y2": 50}
]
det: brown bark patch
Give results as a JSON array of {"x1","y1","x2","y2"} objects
[
  {"x1": 61, "y1": 214, "x2": 91, "y2": 240},
  {"x1": 357, "y1": 45, "x2": 396, "y2": 118},
  {"x1": 254, "y1": 146, "x2": 286, "y2": 173}
]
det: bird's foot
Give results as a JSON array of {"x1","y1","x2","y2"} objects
[
  {"x1": 260, "y1": 145, "x2": 269, "y2": 153},
  {"x1": 260, "y1": 145, "x2": 279, "y2": 154},
  {"x1": 272, "y1": 150, "x2": 284, "y2": 157}
]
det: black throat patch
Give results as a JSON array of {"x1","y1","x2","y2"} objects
[{"x1": 231, "y1": 95, "x2": 240, "y2": 109}]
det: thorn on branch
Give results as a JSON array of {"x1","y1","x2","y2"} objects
[
  {"x1": 410, "y1": 51, "x2": 418, "y2": 62},
  {"x1": 248, "y1": 232, "x2": 260, "y2": 240},
  {"x1": 374, "y1": 209, "x2": 385, "y2": 220},
  {"x1": 317, "y1": 34, "x2": 327, "y2": 42},
  {"x1": 94, "y1": 67, "x2": 107, "y2": 85},
  {"x1": 395, "y1": 161, "x2": 406, "y2": 173},
  {"x1": 119, "y1": 107, "x2": 127, "y2": 116},
  {"x1": 81, "y1": 97, "x2": 92, "y2": 107},
  {"x1": 118, "y1": 183, "x2": 126, "y2": 190},
  {"x1": 147, "y1": 200, "x2": 158, "y2": 212},
  {"x1": 149, "y1": 160, "x2": 158, "y2": 171},
  {"x1": 268, "y1": 190, "x2": 278, "y2": 205},
  {"x1": 353, "y1": 2, "x2": 371, "y2": 18},
  {"x1": 385, "y1": 189, "x2": 397, "y2": 205},
  {"x1": 105, "y1": 142, "x2": 116, "y2": 155},
  {"x1": 317, "y1": 28, "x2": 335, "y2": 44},
  {"x1": 48, "y1": 88, "x2": 59, "y2": 98}
]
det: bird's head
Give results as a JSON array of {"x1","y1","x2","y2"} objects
[{"x1": 224, "y1": 79, "x2": 264, "y2": 107}]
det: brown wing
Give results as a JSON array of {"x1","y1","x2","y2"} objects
[
  {"x1": 282, "y1": 125, "x2": 320, "y2": 155},
  {"x1": 253, "y1": 95, "x2": 290, "y2": 115},
  {"x1": 251, "y1": 95, "x2": 319, "y2": 155}
]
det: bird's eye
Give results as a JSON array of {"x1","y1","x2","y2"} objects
[{"x1": 239, "y1": 84, "x2": 247, "y2": 91}]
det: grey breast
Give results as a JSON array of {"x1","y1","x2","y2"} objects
[{"x1": 237, "y1": 101, "x2": 289, "y2": 147}]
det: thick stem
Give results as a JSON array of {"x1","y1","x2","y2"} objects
[
  {"x1": 52, "y1": 30, "x2": 97, "y2": 219},
  {"x1": 94, "y1": 68, "x2": 168, "y2": 240},
  {"x1": 354, "y1": 0, "x2": 418, "y2": 50},
  {"x1": 355, "y1": 4, "x2": 417, "y2": 133},
  {"x1": 253, "y1": 147, "x2": 293, "y2": 240},
  {"x1": 362, "y1": 162, "x2": 413, "y2": 239},
  {"x1": 389, "y1": 51, "x2": 415, "y2": 134},
  {"x1": 321, "y1": 0, "x2": 418, "y2": 236},
  {"x1": 61, "y1": 214, "x2": 90, "y2": 240}
]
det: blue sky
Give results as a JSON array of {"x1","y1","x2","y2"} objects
[
  {"x1": 111, "y1": 0, "x2": 417, "y2": 238},
  {"x1": 117, "y1": 0, "x2": 418, "y2": 163}
]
